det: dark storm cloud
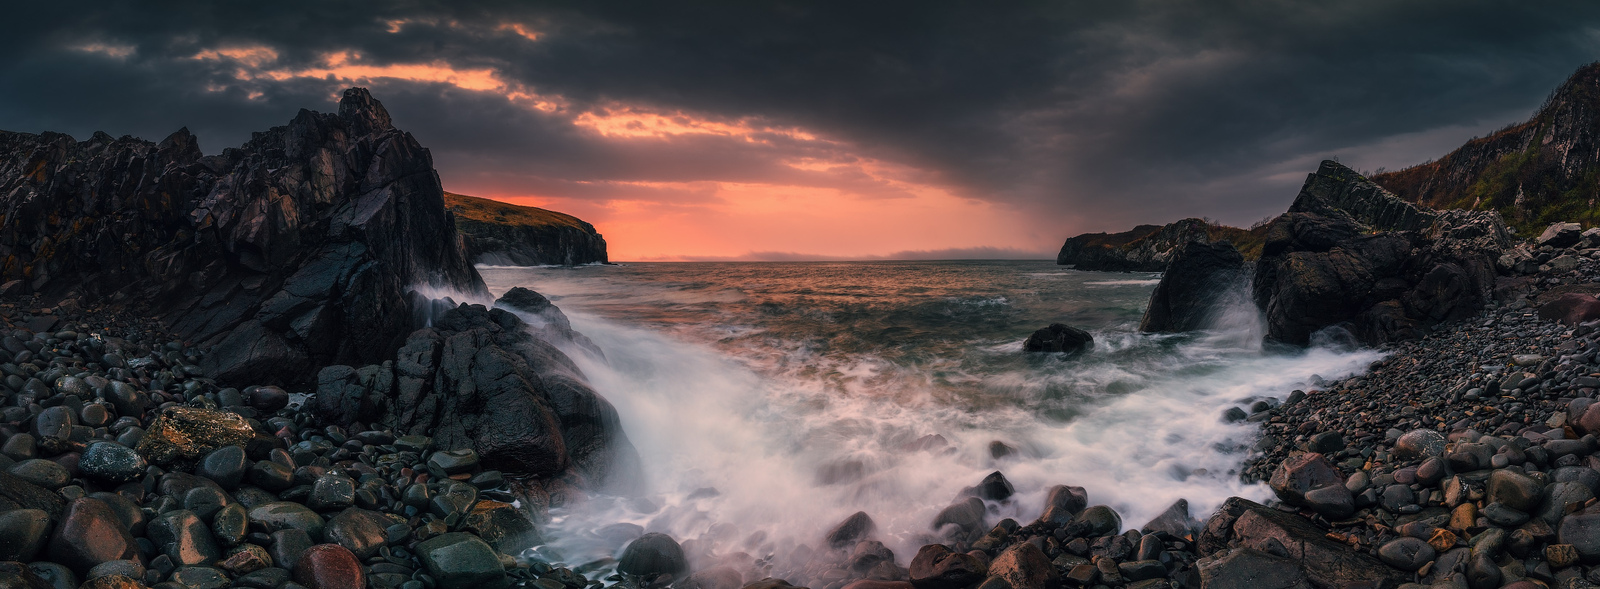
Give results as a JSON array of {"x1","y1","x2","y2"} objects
[{"x1": 2, "y1": 1, "x2": 1599, "y2": 236}]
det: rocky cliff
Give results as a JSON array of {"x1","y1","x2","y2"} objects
[
  {"x1": 1056, "y1": 218, "x2": 1265, "y2": 271},
  {"x1": 1372, "y1": 61, "x2": 1600, "y2": 235},
  {"x1": 0, "y1": 88, "x2": 640, "y2": 492},
  {"x1": 0, "y1": 88, "x2": 485, "y2": 386},
  {"x1": 1252, "y1": 161, "x2": 1510, "y2": 345},
  {"x1": 445, "y1": 192, "x2": 608, "y2": 266}
]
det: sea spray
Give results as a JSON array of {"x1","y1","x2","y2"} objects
[{"x1": 479, "y1": 261, "x2": 1382, "y2": 574}]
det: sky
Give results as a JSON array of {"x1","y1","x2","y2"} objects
[{"x1": 3, "y1": 2, "x2": 1600, "y2": 261}]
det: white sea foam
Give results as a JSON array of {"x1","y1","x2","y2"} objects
[{"x1": 501, "y1": 269, "x2": 1382, "y2": 577}]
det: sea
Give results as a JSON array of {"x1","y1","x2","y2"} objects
[{"x1": 472, "y1": 260, "x2": 1383, "y2": 570}]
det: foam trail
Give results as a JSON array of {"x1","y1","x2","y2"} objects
[
  {"x1": 478, "y1": 262, "x2": 1383, "y2": 579},
  {"x1": 531, "y1": 304, "x2": 1379, "y2": 575}
]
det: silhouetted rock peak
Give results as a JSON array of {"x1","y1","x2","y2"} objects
[
  {"x1": 0, "y1": 87, "x2": 486, "y2": 385},
  {"x1": 1291, "y1": 161, "x2": 1434, "y2": 233},
  {"x1": 337, "y1": 87, "x2": 394, "y2": 137}
]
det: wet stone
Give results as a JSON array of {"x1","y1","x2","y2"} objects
[
  {"x1": 9, "y1": 459, "x2": 70, "y2": 489},
  {"x1": 85, "y1": 560, "x2": 144, "y2": 582},
  {"x1": 307, "y1": 474, "x2": 354, "y2": 512},
  {"x1": 46, "y1": 498, "x2": 137, "y2": 576},
  {"x1": 415, "y1": 532, "x2": 507, "y2": 589},
  {"x1": 211, "y1": 503, "x2": 248, "y2": 547},
  {"x1": 148, "y1": 509, "x2": 223, "y2": 567},
  {"x1": 247, "y1": 460, "x2": 294, "y2": 492},
  {"x1": 619, "y1": 533, "x2": 687, "y2": 577},
  {"x1": 1377, "y1": 537, "x2": 1436, "y2": 571},
  {"x1": 249, "y1": 502, "x2": 326, "y2": 542},
  {"x1": 182, "y1": 486, "x2": 231, "y2": 521},
  {"x1": 825, "y1": 512, "x2": 877, "y2": 549},
  {"x1": 292, "y1": 544, "x2": 365, "y2": 589},
  {"x1": 169, "y1": 566, "x2": 229, "y2": 589},
  {"x1": 1488, "y1": 469, "x2": 1544, "y2": 512},
  {"x1": 0, "y1": 508, "x2": 51, "y2": 561},
  {"x1": 33, "y1": 405, "x2": 76, "y2": 439},
  {"x1": 219, "y1": 545, "x2": 271, "y2": 576},
  {"x1": 236, "y1": 567, "x2": 292, "y2": 589},
  {"x1": 427, "y1": 449, "x2": 479, "y2": 475},
  {"x1": 1380, "y1": 484, "x2": 1416, "y2": 512},
  {"x1": 270, "y1": 529, "x2": 314, "y2": 572},
  {"x1": 77, "y1": 442, "x2": 146, "y2": 484},
  {"x1": 195, "y1": 445, "x2": 248, "y2": 490},
  {"x1": 324, "y1": 508, "x2": 389, "y2": 560},
  {"x1": 135, "y1": 407, "x2": 255, "y2": 465},
  {"x1": 394, "y1": 436, "x2": 431, "y2": 453},
  {"x1": 1394, "y1": 429, "x2": 1447, "y2": 460}
]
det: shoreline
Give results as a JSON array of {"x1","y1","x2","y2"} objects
[{"x1": 0, "y1": 250, "x2": 1594, "y2": 589}]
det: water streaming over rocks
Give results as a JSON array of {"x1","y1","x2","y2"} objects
[{"x1": 475, "y1": 261, "x2": 1383, "y2": 574}]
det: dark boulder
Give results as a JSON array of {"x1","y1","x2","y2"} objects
[
  {"x1": 1140, "y1": 499, "x2": 1198, "y2": 538},
  {"x1": 1197, "y1": 497, "x2": 1407, "y2": 588},
  {"x1": 1037, "y1": 485, "x2": 1087, "y2": 525},
  {"x1": 346, "y1": 298, "x2": 640, "y2": 489},
  {"x1": 1139, "y1": 240, "x2": 1246, "y2": 333},
  {"x1": 1021, "y1": 324, "x2": 1092, "y2": 355},
  {"x1": 986, "y1": 542, "x2": 1057, "y2": 589},
  {"x1": 827, "y1": 512, "x2": 877, "y2": 549},
  {"x1": 618, "y1": 533, "x2": 686, "y2": 577},
  {"x1": 1251, "y1": 161, "x2": 1508, "y2": 346},
  {"x1": 908, "y1": 545, "x2": 987, "y2": 589},
  {"x1": 1540, "y1": 222, "x2": 1584, "y2": 248},
  {"x1": 1196, "y1": 548, "x2": 1309, "y2": 589},
  {"x1": 1539, "y1": 293, "x2": 1600, "y2": 326}
]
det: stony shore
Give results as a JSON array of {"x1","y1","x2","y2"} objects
[{"x1": 9, "y1": 253, "x2": 1600, "y2": 589}]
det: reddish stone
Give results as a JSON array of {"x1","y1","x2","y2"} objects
[
  {"x1": 987, "y1": 542, "x2": 1059, "y2": 589},
  {"x1": 292, "y1": 544, "x2": 365, "y2": 589},
  {"x1": 1539, "y1": 293, "x2": 1600, "y2": 326},
  {"x1": 1267, "y1": 452, "x2": 1343, "y2": 505},
  {"x1": 80, "y1": 574, "x2": 148, "y2": 589},
  {"x1": 46, "y1": 498, "x2": 138, "y2": 576}
]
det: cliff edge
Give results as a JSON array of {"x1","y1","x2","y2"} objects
[{"x1": 445, "y1": 192, "x2": 609, "y2": 266}]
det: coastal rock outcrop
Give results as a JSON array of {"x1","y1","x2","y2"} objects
[
  {"x1": 445, "y1": 192, "x2": 609, "y2": 266},
  {"x1": 308, "y1": 289, "x2": 641, "y2": 493},
  {"x1": 1056, "y1": 218, "x2": 1264, "y2": 272},
  {"x1": 0, "y1": 87, "x2": 486, "y2": 386},
  {"x1": 1139, "y1": 239, "x2": 1245, "y2": 333},
  {"x1": 1252, "y1": 161, "x2": 1510, "y2": 345}
]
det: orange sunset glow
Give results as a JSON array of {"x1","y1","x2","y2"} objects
[{"x1": 166, "y1": 32, "x2": 1053, "y2": 260}]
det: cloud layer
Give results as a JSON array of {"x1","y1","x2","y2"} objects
[{"x1": 3, "y1": 1, "x2": 1598, "y2": 259}]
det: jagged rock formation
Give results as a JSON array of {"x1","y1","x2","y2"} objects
[
  {"x1": 1056, "y1": 218, "x2": 1265, "y2": 272},
  {"x1": 1372, "y1": 61, "x2": 1600, "y2": 234},
  {"x1": 1253, "y1": 161, "x2": 1511, "y2": 345},
  {"x1": 0, "y1": 88, "x2": 486, "y2": 385},
  {"x1": 1139, "y1": 240, "x2": 1246, "y2": 333},
  {"x1": 445, "y1": 192, "x2": 608, "y2": 266},
  {"x1": 310, "y1": 287, "x2": 640, "y2": 494}
]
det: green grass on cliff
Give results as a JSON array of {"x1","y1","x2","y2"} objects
[
  {"x1": 1205, "y1": 224, "x2": 1269, "y2": 261},
  {"x1": 443, "y1": 192, "x2": 594, "y2": 232}
]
